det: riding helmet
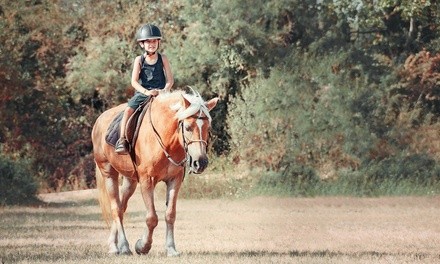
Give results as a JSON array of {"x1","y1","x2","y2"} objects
[{"x1": 136, "y1": 24, "x2": 162, "y2": 41}]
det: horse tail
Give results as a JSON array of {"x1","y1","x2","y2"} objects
[{"x1": 95, "y1": 163, "x2": 111, "y2": 226}]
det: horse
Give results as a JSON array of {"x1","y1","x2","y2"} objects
[{"x1": 91, "y1": 90, "x2": 218, "y2": 256}]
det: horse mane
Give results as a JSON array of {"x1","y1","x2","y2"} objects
[{"x1": 159, "y1": 90, "x2": 212, "y2": 123}]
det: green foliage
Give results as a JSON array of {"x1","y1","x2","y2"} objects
[
  {"x1": 228, "y1": 46, "x2": 440, "y2": 196},
  {"x1": 361, "y1": 153, "x2": 440, "y2": 189},
  {"x1": 1, "y1": 0, "x2": 440, "y2": 195},
  {"x1": 251, "y1": 153, "x2": 440, "y2": 197},
  {"x1": 255, "y1": 166, "x2": 319, "y2": 196},
  {"x1": 329, "y1": 153, "x2": 440, "y2": 196},
  {"x1": 228, "y1": 61, "x2": 301, "y2": 170},
  {"x1": 0, "y1": 154, "x2": 39, "y2": 205},
  {"x1": 165, "y1": 0, "x2": 293, "y2": 154},
  {"x1": 330, "y1": 0, "x2": 439, "y2": 53},
  {"x1": 387, "y1": 50, "x2": 440, "y2": 125},
  {"x1": 65, "y1": 37, "x2": 133, "y2": 106},
  {"x1": 228, "y1": 50, "x2": 375, "y2": 175}
]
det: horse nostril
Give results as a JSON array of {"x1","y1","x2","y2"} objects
[
  {"x1": 192, "y1": 160, "x2": 199, "y2": 170},
  {"x1": 192, "y1": 158, "x2": 208, "y2": 172}
]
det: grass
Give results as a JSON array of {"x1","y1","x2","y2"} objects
[
  {"x1": 1, "y1": 190, "x2": 440, "y2": 263},
  {"x1": 178, "y1": 169, "x2": 440, "y2": 199}
]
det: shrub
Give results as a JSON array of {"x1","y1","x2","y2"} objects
[
  {"x1": 227, "y1": 50, "x2": 374, "y2": 178},
  {"x1": 363, "y1": 153, "x2": 440, "y2": 184},
  {"x1": 65, "y1": 37, "x2": 133, "y2": 106},
  {"x1": 255, "y1": 165, "x2": 319, "y2": 196},
  {"x1": 0, "y1": 155, "x2": 39, "y2": 205},
  {"x1": 388, "y1": 51, "x2": 440, "y2": 125}
]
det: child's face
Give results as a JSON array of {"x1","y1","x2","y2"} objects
[{"x1": 141, "y1": 39, "x2": 159, "y2": 53}]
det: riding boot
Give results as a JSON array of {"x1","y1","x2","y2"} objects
[
  {"x1": 115, "y1": 137, "x2": 128, "y2": 154},
  {"x1": 116, "y1": 107, "x2": 133, "y2": 155}
]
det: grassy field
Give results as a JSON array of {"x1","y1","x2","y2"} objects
[{"x1": 0, "y1": 186, "x2": 439, "y2": 263}]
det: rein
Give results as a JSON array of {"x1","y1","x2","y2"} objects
[
  {"x1": 149, "y1": 98, "x2": 188, "y2": 167},
  {"x1": 148, "y1": 98, "x2": 210, "y2": 174}
]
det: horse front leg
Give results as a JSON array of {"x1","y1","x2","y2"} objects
[
  {"x1": 164, "y1": 178, "x2": 182, "y2": 257},
  {"x1": 105, "y1": 176, "x2": 132, "y2": 255},
  {"x1": 135, "y1": 179, "x2": 158, "y2": 255},
  {"x1": 120, "y1": 176, "x2": 137, "y2": 213}
]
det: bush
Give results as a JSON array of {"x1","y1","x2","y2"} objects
[
  {"x1": 360, "y1": 153, "x2": 440, "y2": 192},
  {"x1": 0, "y1": 155, "x2": 39, "y2": 205},
  {"x1": 255, "y1": 165, "x2": 319, "y2": 196},
  {"x1": 228, "y1": 48, "x2": 440, "y2": 197},
  {"x1": 387, "y1": 51, "x2": 440, "y2": 126},
  {"x1": 228, "y1": 50, "x2": 373, "y2": 177}
]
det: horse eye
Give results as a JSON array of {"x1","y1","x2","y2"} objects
[{"x1": 185, "y1": 124, "x2": 193, "y2": 132}]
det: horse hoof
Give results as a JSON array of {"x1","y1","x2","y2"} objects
[
  {"x1": 117, "y1": 242, "x2": 132, "y2": 255},
  {"x1": 167, "y1": 251, "x2": 180, "y2": 257},
  {"x1": 108, "y1": 244, "x2": 119, "y2": 255},
  {"x1": 119, "y1": 247, "x2": 132, "y2": 255},
  {"x1": 108, "y1": 249, "x2": 119, "y2": 255},
  {"x1": 135, "y1": 239, "x2": 151, "y2": 255},
  {"x1": 167, "y1": 250, "x2": 180, "y2": 257}
]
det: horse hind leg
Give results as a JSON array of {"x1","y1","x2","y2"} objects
[
  {"x1": 103, "y1": 171, "x2": 132, "y2": 255},
  {"x1": 96, "y1": 163, "x2": 119, "y2": 254}
]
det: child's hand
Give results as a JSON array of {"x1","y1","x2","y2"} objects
[
  {"x1": 149, "y1": 90, "x2": 159, "y2": 96},
  {"x1": 143, "y1": 89, "x2": 159, "y2": 96}
]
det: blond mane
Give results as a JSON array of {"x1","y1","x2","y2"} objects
[{"x1": 159, "y1": 90, "x2": 212, "y2": 123}]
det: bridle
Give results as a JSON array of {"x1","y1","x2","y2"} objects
[
  {"x1": 182, "y1": 108, "x2": 210, "y2": 148},
  {"x1": 148, "y1": 98, "x2": 209, "y2": 168}
]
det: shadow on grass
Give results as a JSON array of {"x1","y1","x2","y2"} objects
[
  {"x1": 185, "y1": 249, "x2": 439, "y2": 260},
  {"x1": 42, "y1": 198, "x2": 99, "y2": 208},
  {"x1": 17, "y1": 197, "x2": 99, "y2": 208},
  {"x1": 1, "y1": 247, "x2": 438, "y2": 263},
  {"x1": 288, "y1": 250, "x2": 438, "y2": 259}
]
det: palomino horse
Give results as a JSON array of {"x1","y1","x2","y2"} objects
[{"x1": 92, "y1": 90, "x2": 218, "y2": 256}]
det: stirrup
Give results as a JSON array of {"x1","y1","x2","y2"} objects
[{"x1": 115, "y1": 138, "x2": 128, "y2": 155}]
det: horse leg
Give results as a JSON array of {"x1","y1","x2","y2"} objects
[
  {"x1": 120, "y1": 176, "x2": 137, "y2": 213},
  {"x1": 135, "y1": 179, "x2": 158, "y2": 255},
  {"x1": 164, "y1": 178, "x2": 182, "y2": 257},
  {"x1": 105, "y1": 175, "x2": 132, "y2": 255}
]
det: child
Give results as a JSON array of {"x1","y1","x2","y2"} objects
[{"x1": 115, "y1": 24, "x2": 174, "y2": 154}]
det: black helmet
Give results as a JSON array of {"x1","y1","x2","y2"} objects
[{"x1": 136, "y1": 24, "x2": 162, "y2": 42}]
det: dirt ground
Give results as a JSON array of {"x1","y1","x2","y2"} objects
[{"x1": 1, "y1": 188, "x2": 439, "y2": 263}]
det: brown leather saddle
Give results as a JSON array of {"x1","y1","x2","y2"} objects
[{"x1": 105, "y1": 98, "x2": 152, "y2": 154}]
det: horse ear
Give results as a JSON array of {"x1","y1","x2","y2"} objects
[
  {"x1": 205, "y1": 97, "x2": 219, "y2": 112},
  {"x1": 181, "y1": 94, "x2": 191, "y2": 109}
]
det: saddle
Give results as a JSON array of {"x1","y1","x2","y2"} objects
[{"x1": 105, "y1": 98, "x2": 152, "y2": 154}]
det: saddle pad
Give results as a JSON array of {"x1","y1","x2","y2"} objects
[
  {"x1": 104, "y1": 97, "x2": 152, "y2": 149},
  {"x1": 105, "y1": 111, "x2": 124, "y2": 147}
]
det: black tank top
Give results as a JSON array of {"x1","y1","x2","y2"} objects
[{"x1": 139, "y1": 53, "x2": 166, "y2": 89}]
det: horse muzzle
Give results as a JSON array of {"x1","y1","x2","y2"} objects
[{"x1": 188, "y1": 155, "x2": 209, "y2": 174}]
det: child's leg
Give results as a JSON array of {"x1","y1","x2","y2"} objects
[
  {"x1": 119, "y1": 107, "x2": 135, "y2": 140},
  {"x1": 116, "y1": 107, "x2": 135, "y2": 154}
]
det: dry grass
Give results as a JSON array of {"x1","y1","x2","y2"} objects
[{"x1": 0, "y1": 187, "x2": 439, "y2": 263}]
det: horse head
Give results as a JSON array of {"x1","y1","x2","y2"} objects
[{"x1": 173, "y1": 91, "x2": 218, "y2": 174}]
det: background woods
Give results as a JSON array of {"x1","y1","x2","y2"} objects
[{"x1": 1, "y1": 0, "x2": 440, "y2": 203}]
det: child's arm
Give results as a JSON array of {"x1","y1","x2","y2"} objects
[{"x1": 161, "y1": 54, "x2": 174, "y2": 94}]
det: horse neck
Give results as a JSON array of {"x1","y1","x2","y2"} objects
[{"x1": 145, "y1": 98, "x2": 183, "y2": 151}]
